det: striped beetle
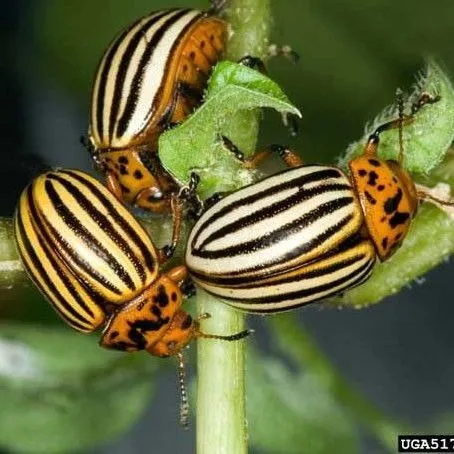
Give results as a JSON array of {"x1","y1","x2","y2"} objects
[
  {"x1": 88, "y1": 6, "x2": 228, "y2": 213},
  {"x1": 185, "y1": 92, "x2": 454, "y2": 312},
  {"x1": 14, "y1": 169, "x2": 250, "y2": 425},
  {"x1": 14, "y1": 168, "x2": 250, "y2": 351}
]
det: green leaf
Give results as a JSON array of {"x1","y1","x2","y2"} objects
[
  {"x1": 247, "y1": 348, "x2": 358, "y2": 454},
  {"x1": 159, "y1": 61, "x2": 301, "y2": 197},
  {"x1": 339, "y1": 60, "x2": 454, "y2": 173},
  {"x1": 0, "y1": 324, "x2": 162, "y2": 453}
]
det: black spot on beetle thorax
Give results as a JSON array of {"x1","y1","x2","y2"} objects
[
  {"x1": 384, "y1": 188, "x2": 403, "y2": 214},
  {"x1": 368, "y1": 159, "x2": 381, "y2": 167},
  {"x1": 367, "y1": 171, "x2": 379, "y2": 186},
  {"x1": 134, "y1": 169, "x2": 143, "y2": 180},
  {"x1": 107, "y1": 340, "x2": 136, "y2": 351},
  {"x1": 126, "y1": 315, "x2": 171, "y2": 350},
  {"x1": 109, "y1": 330, "x2": 120, "y2": 340},
  {"x1": 364, "y1": 191, "x2": 377, "y2": 205},
  {"x1": 382, "y1": 187, "x2": 410, "y2": 230},
  {"x1": 389, "y1": 211, "x2": 410, "y2": 228},
  {"x1": 181, "y1": 314, "x2": 193, "y2": 330},
  {"x1": 110, "y1": 296, "x2": 172, "y2": 351},
  {"x1": 153, "y1": 284, "x2": 170, "y2": 307}
]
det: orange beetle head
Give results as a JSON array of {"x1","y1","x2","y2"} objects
[{"x1": 146, "y1": 310, "x2": 197, "y2": 358}]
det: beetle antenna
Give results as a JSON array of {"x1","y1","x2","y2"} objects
[
  {"x1": 80, "y1": 135, "x2": 89, "y2": 151},
  {"x1": 417, "y1": 188, "x2": 454, "y2": 207},
  {"x1": 420, "y1": 193, "x2": 454, "y2": 206},
  {"x1": 80, "y1": 135, "x2": 94, "y2": 151},
  {"x1": 396, "y1": 88, "x2": 405, "y2": 164},
  {"x1": 197, "y1": 328, "x2": 254, "y2": 342},
  {"x1": 177, "y1": 351, "x2": 190, "y2": 429}
]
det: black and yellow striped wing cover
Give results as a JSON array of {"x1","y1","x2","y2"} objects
[{"x1": 15, "y1": 169, "x2": 159, "y2": 332}]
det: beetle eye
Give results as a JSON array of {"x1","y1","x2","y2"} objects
[{"x1": 92, "y1": 154, "x2": 107, "y2": 173}]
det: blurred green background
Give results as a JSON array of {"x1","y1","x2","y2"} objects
[{"x1": 1, "y1": 0, "x2": 454, "y2": 453}]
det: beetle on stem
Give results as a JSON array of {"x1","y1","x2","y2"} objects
[
  {"x1": 14, "y1": 169, "x2": 250, "y2": 427},
  {"x1": 185, "y1": 92, "x2": 454, "y2": 312}
]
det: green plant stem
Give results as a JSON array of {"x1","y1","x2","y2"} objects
[
  {"x1": 269, "y1": 314, "x2": 409, "y2": 452},
  {"x1": 0, "y1": 218, "x2": 27, "y2": 289},
  {"x1": 196, "y1": 1, "x2": 271, "y2": 453},
  {"x1": 225, "y1": 0, "x2": 271, "y2": 60},
  {"x1": 196, "y1": 291, "x2": 248, "y2": 454}
]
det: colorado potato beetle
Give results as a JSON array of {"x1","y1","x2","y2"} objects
[
  {"x1": 14, "y1": 169, "x2": 249, "y2": 426},
  {"x1": 88, "y1": 6, "x2": 228, "y2": 213},
  {"x1": 185, "y1": 93, "x2": 454, "y2": 312}
]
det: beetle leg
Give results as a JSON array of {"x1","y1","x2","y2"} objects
[
  {"x1": 364, "y1": 91, "x2": 440, "y2": 158},
  {"x1": 364, "y1": 120, "x2": 407, "y2": 157},
  {"x1": 281, "y1": 112, "x2": 299, "y2": 137},
  {"x1": 166, "y1": 81, "x2": 202, "y2": 124},
  {"x1": 177, "y1": 81, "x2": 203, "y2": 106},
  {"x1": 273, "y1": 145, "x2": 304, "y2": 167},
  {"x1": 164, "y1": 266, "x2": 196, "y2": 298},
  {"x1": 238, "y1": 55, "x2": 267, "y2": 73},
  {"x1": 177, "y1": 171, "x2": 204, "y2": 219},
  {"x1": 166, "y1": 266, "x2": 197, "y2": 300},
  {"x1": 158, "y1": 171, "x2": 201, "y2": 262},
  {"x1": 105, "y1": 170, "x2": 124, "y2": 200},
  {"x1": 411, "y1": 91, "x2": 440, "y2": 115},
  {"x1": 166, "y1": 265, "x2": 188, "y2": 284},
  {"x1": 181, "y1": 278, "x2": 197, "y2": 299},
  {"x1": 164, "y1": 271, "x2": 252, "y2": 344},
  {"x1": 221, "y1": 136, "x2": 303, "y2": 169},
  {"x1": 239, "y1": 44, "x2": 299, "y2": 71},
  {"x1": 135, "y1": 187, "x2": 171, "y2": 214},
  {"x1": 159, "y1": 80, "x2": 202, "y2": 131},
  {"x1": 244, "y1": 145, "x2": 304, "y2": 169},
  {"x1": 220, "y1": 135, "x2": 245, "y2": 161},
  {"x1": 195, "y1": 326, "x2": 253, "y2": 342},
  {"x1": 158, "y1": 196, "x2": 184, "y2": 263}
]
